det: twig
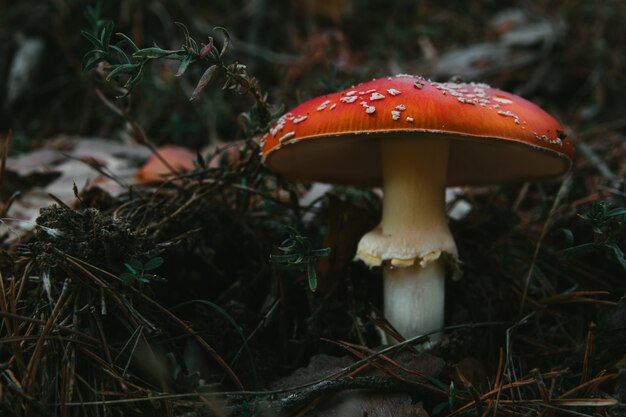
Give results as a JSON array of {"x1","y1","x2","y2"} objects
[
  {"x1": 576, "y1": 141, "x2": 623, "y2": 190},
  {"x1": 517, "y1": 173, "x2": 573, "y2": 318}
]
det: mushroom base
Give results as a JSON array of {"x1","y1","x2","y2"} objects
[{"x1": 384, "y1": 261, "x2": 445, "y2": 345}]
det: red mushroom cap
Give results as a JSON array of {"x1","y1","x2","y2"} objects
[
  {"x1": 261, "y1": 75, "x2": 573, "y2": 186},
  {"x1": 135, "y1": 145, "x2": 196, "y2": 184}
]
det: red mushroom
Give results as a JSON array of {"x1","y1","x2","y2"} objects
[
  {"x1": 261, "y1": 74, "x2": 572, "y2": 343},
  {"x1": 135, "y1": 145, "x2": 196, "y2": 184}
]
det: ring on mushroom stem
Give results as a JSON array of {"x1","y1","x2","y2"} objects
[{"x1": 261, "y1": 74, "x2": 573, "y2": 345}]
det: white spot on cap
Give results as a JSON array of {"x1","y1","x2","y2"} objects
[
  {"x1": 406, "y1": 116, "x2": 414, "y2": 122},
  {"x1": 387, "y1": 88, "x2": 401, "y2": 96},
  {"x1": 293, "y1": 116, "x2": 308, "y2": 124},
  {"x1": 391, "y1": 110, "x2": 400, "y2": 120},
  {"x1": 458, "y1": 97, "x2": 476, "y2": 105},
  {"x1": 346, "y1": 90, "x2": 358, "y2": 96},
  {"x1": 317, "y1": 100, "x2": 332, "y2": 111},
  {"x1": 498, "y1": 110, "x2": 520, "y2": 124},
  {"x1": 369, "y1": 92, "x2": 385, "y2": 100},
  {"x1": 270, "y1": 122, "x2": 285, "y2": 136},
  {"x1": 340, "y1": 96, "x2": 358, "y2": 103},
  {"x1": 493, "y1": 96, "x2": 513, "y2": 104},
  {"x1": 395, "y1": 104, "x2": 406, "y2": 111},
  {"x1": 278, "y1": 131, "x2": 296, "y2": 142},
  {"x1": 365, "y1": 106, "x2": 376, "y2": 114},
  {"x1": 330, "y1": 103, "x2": 337, "y2": 110}
]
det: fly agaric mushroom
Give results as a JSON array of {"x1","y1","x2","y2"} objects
[{"x1": 261, "y1": 74, "x2": 572, "y2": 343}]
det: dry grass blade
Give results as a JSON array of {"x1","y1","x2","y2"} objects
[
  {"x1": 21, "y1": 279, "x2": 70, "y2": 395},
  {"x1": 447, "y1": 371, "x2": 563, "y2": 417},
  {"x1": 325, "y1": 339, "x2": 443, "y2": 393},
  {"x1": 0, "y1": 273, "x2": 27, "y2": 377},
  {"x1": 537, "y1": 291, "x2": 616, "y2": 306},
  {"x1": 63, "y1": 254, "x2": 245, "y2": 391},
  {"x1": 518, "y1": 174, "x2": 572, "y2": 318},
  {"x1": 559, "y1": 372, "x2": 617, "y2": 399},
  {"x1": 581, "y1": 324, "x2": 595, "y2": 385},
  {"x1": 455, "y1": 365, "x2": 484, "y2": 416}
]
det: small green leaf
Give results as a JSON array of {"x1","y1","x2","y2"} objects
[
  {"x1": 109, "y1": 45, "x2": 131, "y2": 63},
  {"x1": 100, "y1": 21, "x2": 114, "y2": 48},
  {"x1": 607, "y1": 207, "x2": 626, "y2": 218},
  {"x1": 123, "y1": 62, "x2": 145, "y2": 90},
  {"x1": 448, "y1": 381, "x2": 455, "y2": 409},
  {"x1": 81, "y1": 31, "x2": 103, "y2": 49},
  {"x1": 106, "y1": 63, "x2": 139, "y2": 80},
  {"x1": 144, "y1": 257, "x2": 164, "y2": 271},
  {"x1": 432, "y1": 402, "x2": 448, "y2": 415},
  {"x1": 133, "y1": 47, "x2": 176, "y2": 59},
  {"x1": 137, "y1": 275, "x2": 151, "y2": 284},
  {"x1": 557, "y1": 228, "x2": 574, "y2": 248},
  {"x1": 116, "y1": 33, "x2": 140, "y2": 52},
  {"x1": 312, "y1": 248, "x2": 331, "y2": 257},
  {"x1": 214, "y1": 26, "x2": 230, "y2": 57},
  {"x1": 128, "y1": 258, "x2": 143, "y2": 270},
  {"x1": 120, "y1": 272, "x2": 136, "y2": 285},
  {"x1": 175, "y1": 54, "x2": 194, "y2": 77},
  {"x1": 124, "y1": 263, "x2": 137, "y2": 274},
  {"x1": 188, "y1": 37, "x2": 199, "y2": 54},
  {"x1": 270, "y1": 253, "x2": 299, "y2": 263},
  {"x1": 81, "y1": 51, "x2": 105, "y2": 72},
  {"x1": 307, "y1": 261, "x2": 317, "y2": 292},
  {"x1": 561, "y1": 242, "x2": 597, "y2": 258},
  {"x1": 175, "y1": 22, "x2": 192, "y2": 46}
]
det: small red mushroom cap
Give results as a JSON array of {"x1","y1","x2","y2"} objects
[
  {"x1": 135, "y1": 145, "x2": 196, "y2": 184},
  {"x1": 262, "y1": 75, "x2": 572, "y2": 186}
]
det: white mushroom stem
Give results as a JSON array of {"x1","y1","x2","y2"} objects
[
  {"x1": 384, "y1": 261, "x2": 444, "y2": 344},
  {"x1": 356, "y1": 139, "x2": 458, "y2": 343}
]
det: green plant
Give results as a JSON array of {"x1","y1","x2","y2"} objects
[
  {"x1": 560, "y1": 200, "x2": 626, "y2": 270},
  {"x1": 81, "y1": 11, "x2": 278, "y2": 136},
  {"x1": 120, "y1": 257, "x2": 165, "y2": 285},
  {"x1": 431, "y1": 380, "x2": 456, "y2": 415},
  {"x1": 271, "y1": 227, "x2": 330, "y2": 292}
]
